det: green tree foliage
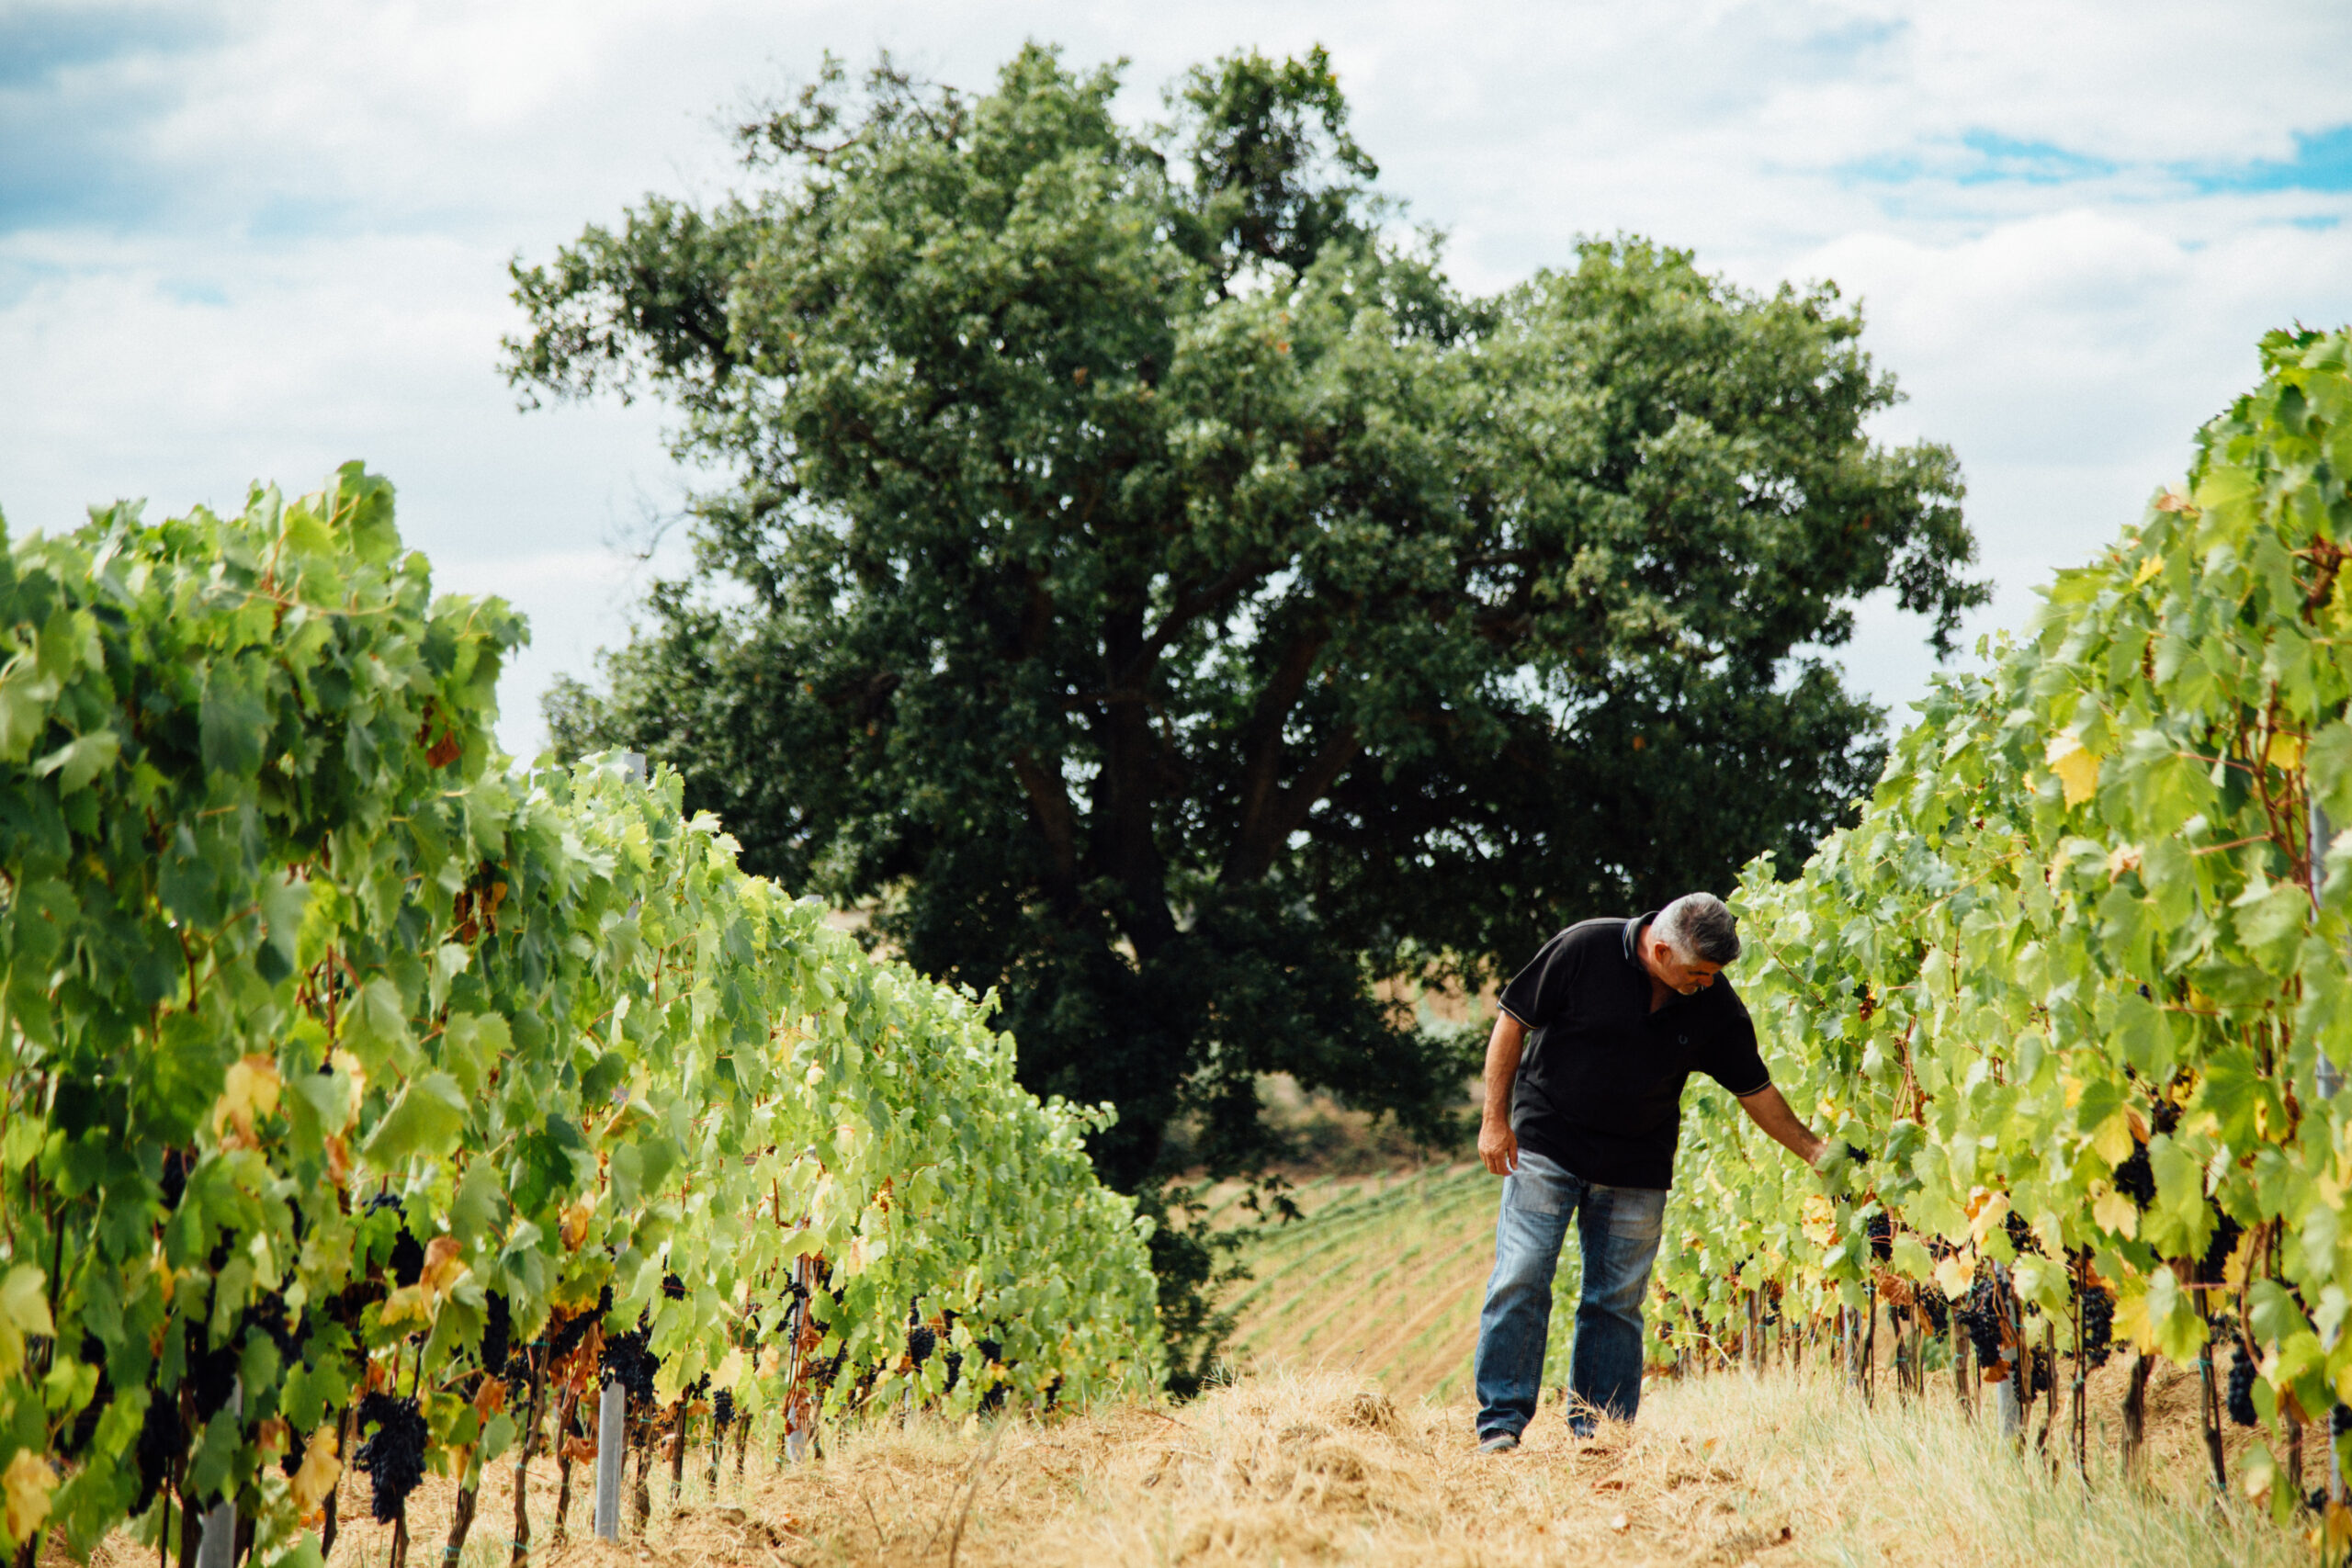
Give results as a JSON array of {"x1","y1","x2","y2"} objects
[
  {"x1": 1662, "y1": 328, "x2": 2352, "y2": 1510},
  {"x1": 509, "y1": 46, "x2": 1985, "y2": 1194}
]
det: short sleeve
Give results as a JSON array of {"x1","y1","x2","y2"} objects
[
  {"x1": 1701, "y1": 993, "x2": 1771, "y2": 1098},
  {"x1": 1498, "y1": 929, "x2": 1582, "y2": 1031}
]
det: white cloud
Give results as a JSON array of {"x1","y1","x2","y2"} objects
[{"x1": 2, "y1": 0, "x2": 2349, "y2": 756}]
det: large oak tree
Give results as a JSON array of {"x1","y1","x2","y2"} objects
[{"x1": 512, "y1": 46, "x2": 1984, "y2": 1195}]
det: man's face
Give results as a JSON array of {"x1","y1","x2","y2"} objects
[{"x1": 1644, "y1": 935, "x2": 1724, "y2": 995}]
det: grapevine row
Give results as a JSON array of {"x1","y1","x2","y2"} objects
[
  {"x1": 1650, "y1": 326, "x2": 2352, "y2": 1516},
  {"x1": 0, "y1": 468, "x2": 1160, "y2": 1567}
]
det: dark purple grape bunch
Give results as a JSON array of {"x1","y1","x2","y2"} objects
[
  {"x1": 601, "y1": 1323, "x2": 657, "y2": 1404},
  {"x1": 354, "y1": 1392, "x2": 429, "y2": 1522},
  {"x1": 2227, "y1": 1341, "x2": 2260, "y2": 1427},
  {"x1": 132, "y1": 1386, "x2": 186, "y2": 1516},
  {"x1": 1954, "y1": 1280, "x2": 2005, "y2": 1369},
  {"x1": 2077, "y1": 1282, "x2": 2114, "y2": 1368}
]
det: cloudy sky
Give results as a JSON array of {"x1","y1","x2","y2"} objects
[{"x1": 3, "y1": 0, "x2": 2347, "y2": 756}]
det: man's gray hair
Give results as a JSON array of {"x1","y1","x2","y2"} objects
[{"x1": 1655, "y1": 892, "x2": 1740, "y2": 965}]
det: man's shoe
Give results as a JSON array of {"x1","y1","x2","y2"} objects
[{"x1": 1478, "y1": 1431, "x2": 1520, "y2": 1454}]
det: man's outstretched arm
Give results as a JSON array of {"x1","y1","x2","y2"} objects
[
  {"x1": 1736, "y1": 1083, "x2": 1829, "y2": 1168},
  {"x1": 1477, "y1": 1011, "x2": 1526, "y2": 1175}
]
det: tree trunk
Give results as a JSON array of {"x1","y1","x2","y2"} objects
[
  {"x1": 667, "y1": 1403, "x2": 689, "y2": 1510},
  {"x1": 2197, "y1": 1334, "x2": 2228, "y2": 1494},
  {"x1": 513, "y1": 1355, "x2": 548, "y2": 1568},
  {"x1": 1952, "y1": 1322, "x2": 1969, "y2": 1410},
  {"x1": 551, "y1": 1386, "x2": 581, "y2": 1544},
  {"x1": 443, "y1": 1479, "x2": 480, "y2": 1568},
  {"x1": 629, "y1": 1414, "x2": 652, "y2": 1533},
  {"x1": 2120, "y1": 1351, "x2": 2154, "y2": 1483},
  {"x1": 175, "y1": 1478, "x2": 201, "y2": 1568}
]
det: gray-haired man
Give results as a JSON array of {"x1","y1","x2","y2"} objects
[{"x1": 1471, "y1": 893, "x2": 1829, "y2": 1451}]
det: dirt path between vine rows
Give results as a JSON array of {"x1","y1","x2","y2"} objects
[{"x1": 141, "y1": 1360, "x2": 2295, "y2": 1568}]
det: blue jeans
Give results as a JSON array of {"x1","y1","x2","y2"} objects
[{"x1": 1474, "y1": 1148, "x2": 1666, "y2": 1439}]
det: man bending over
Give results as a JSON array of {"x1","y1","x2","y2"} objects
[{"x1": 1473, "y1": 893, "x2": 1830, "y2": 1452}]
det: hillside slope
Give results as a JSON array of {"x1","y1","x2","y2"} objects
[{"x1": 1216, "y1": 1163, "x2": 1566, "y2": 1401}]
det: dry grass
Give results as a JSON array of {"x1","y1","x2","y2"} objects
[{"x1": 131, "y1": 1364, "x2": 2304, "y2": 1568}]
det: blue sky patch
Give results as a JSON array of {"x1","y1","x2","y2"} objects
[
  {"x1": 0, "y1": 4, "x2": 219, "y2": 90},
  {"x1": 2180, "y1": 125, "x2": 2352, "y2": 194}
]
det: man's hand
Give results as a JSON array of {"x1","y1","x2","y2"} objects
[
  {"x1": 1477, "y1": 1011, "x2": 1528, "y2": 1177},
  {"x1": 1479, "y1": 1118, "x2": 1520, "y2": 1176},
  {"x1": 1736, "y1": 1084, "x2": 1833, "y2": 1168}
]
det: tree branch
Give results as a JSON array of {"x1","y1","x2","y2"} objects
[
  {"x1": 1223, "y1": 726, "x2": 1363, "y2": 884},
  {"x1": 1009, "y1": 750, "x2": 1080, "y2": 900},
  {"x1": 1115, "y1": 557, "x2": 1269, "y2": 687},
  {"x1": 1228, "y1": 631, "x2": 1327, "y2": 852}
]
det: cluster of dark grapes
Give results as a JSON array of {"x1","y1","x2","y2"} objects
[
  {"x1": 132, "y1": 1386, "x2": 185, "y2": 1515},
  {"x1": 2110, "y1": 1097, "x2": 2180, "y2": 1210},
  {"x1": 2111, "y1": 1145, "x2": 2155, "y2": 1209},
  {"x1": 483, "y1": 1291, "x2": 513, "y2": 1375},
  {"x1": 2227, "y1": 1341, "x2": 2260, "y2": 1427},
  {"x1": 65, "y1": 1336, "x2": 111, "y2": 1457},
  {"x1": 2004, "y1": 1212, "x2": 2041, "y2": 1257},
  {"x1": 1954, "y1": 1279, "x2": 2005, "y2": 1368},
  {"x1": 2078, "y1": 1282, "x2": 2114, "y2": 1368},
  {"x1": 907, "y1": 1319, "x2": 938, "y2": 1368},
  {"x1": 246, "y1": 1291, "x2": 306, "y2": 1364},
  {"x1": 601, "y1": 1324, "x2": 657, "y2": 1403},
  {"x1": 2029, "y1": 1346, "x2": 2052, "y2": 1395},
  {"x1": 713, "y1": 1389, "x2": 736, "y2": 1434},
  {"x1": 662, "y1": 1273, "x2": 687, "y2": 1302},
  {"x1": 186, "y1": 1323, "x2": 242, "y2": 1423},
  {"x1": 364, "y1": 1193, "x2": 425, "y2": 1286},
  {"x1": 2199, "y1": 1213, "x2": 2245, "y2": 1283},
  {"x1": 549, "y1": 1286, "x2": 614, "y2": 1363},
  {"x1": 1866, "y1": 1212, "x2": 1893, "y2": 1262},
  {"x1": 1916, "y1": 1284, "x2": 1950, "y2": 1338},
  {"x1": 354, "y1": 1392, "x2": 428, "y2": 1522}
]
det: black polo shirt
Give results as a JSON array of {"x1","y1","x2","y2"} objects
[{"x1": 1497, "y1": 912, "x2": 1770, "y2": 1190}]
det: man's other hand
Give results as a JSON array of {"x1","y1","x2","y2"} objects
[{"x1": 1479, "y1": 1120, "x2": 1520, "y2": 1176}]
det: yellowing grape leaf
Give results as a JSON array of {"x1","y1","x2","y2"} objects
[
  {"x1": 1934, "y1": 1254, "x2": 1974, "y2": 1298},
  {"x1": 290, "y1": 1426, "x2": 342, "y2": 1517},
  {"x1": 379, "y1": 1285, "x2": 432, "y2": 1327},
  {"x1": 560, "y1": 1196, "x2": 595, "y2": 1252},
  {"x1": 0, "y1": 1266, "x2": 51, "y2": 1379},
  {"x1": 2043, "y1": 733, "x2": 2100, "y2": 807},
  {"x1": 2091, "y1": 1184, "x2": 2139, "y2": 1239},
  {"x1": 2266, "y1": 730, "x2": 2304, "y2": 772},
  {"x1": 2091, "y1": 1111, "x2": 2137, "y2": 1168},
  {"x1": 1965, "y1": 1187, "x2": 2011, "y2": 1247},
  {"x1": 420, "y1": 1235, "x2": 466, "y2": 1299},
  {"x1": 2240, "y1": 1439, "x2": 2278, "y2": 1506},
  {"x1": 2, "y1": 1449, "x2": 54, "y2": 1545},
  {"x1": 1801, "y1": 1192, "x2": 1837, "y2": 1248},
  {"x1": 2132, "y1": 554, "x2": 2163, "y2": 588},
  {"x1": 212, "y1": 1054, "x2": 283, "y2": 1145}
]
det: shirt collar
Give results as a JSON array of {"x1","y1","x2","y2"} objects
[{"x1": 1622, "y1": 911, "x2": 1662, "y2": 967}]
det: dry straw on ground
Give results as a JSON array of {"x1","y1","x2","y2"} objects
[{"x1": 92, "y1": 1362, "x2": 2306, "y2": 1568}]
